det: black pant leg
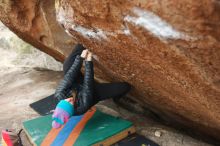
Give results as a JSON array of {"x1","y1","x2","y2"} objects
[
  {"x1": 94, "y1": 82, "x2": 131, "y2": 102},
  {"x1": 63, "y1": 44, "x2": 86, "y2": 74},
  {"x1": 74, "y1": 61, "x2": 95, "y2": 115},
  {"x1": 54, "y1": 56, "x2": 84, "y2": 101}
]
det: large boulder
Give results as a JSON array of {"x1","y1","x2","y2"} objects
[
  {"x1": 0, "y1": 0, "x2": 75, "y2": 62},
  {"x1": 56, "y1": 0, "x2": 220, "y2": 141},
  {"x1": 1, "y1": 0, "x2": 220, "y2": 142}
]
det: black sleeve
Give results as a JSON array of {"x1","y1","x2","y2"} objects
[
  {"x1": 63, "y1": 44, "x2": 85, "y2": 74},
  {"x1": 74, "y1": 61, "x2": 95, "y2": 115},
  {"x1": 54, "y1": 55, "x2": 83, "y2": 101}
]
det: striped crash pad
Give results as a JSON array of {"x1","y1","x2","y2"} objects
[{"x1": 23, "y1": 107, "x2": 135, "y2": 146}]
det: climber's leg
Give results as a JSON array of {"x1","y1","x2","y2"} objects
[
  {"x1": 94, "y1": 82, "x2": 131, "y2": 102},
  {"x1": 63, "y1": 44, "x2": 86, "y2": 74}
]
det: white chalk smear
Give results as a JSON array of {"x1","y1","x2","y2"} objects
[
  {"x1": 56, "y1": 5, "x2": 134, "y2": 40},
  {"x1": 69, "y1": 24, "x2": 133, "y2": 40},
  {"x1": 122, "y1": 26, "x2": 131, "y2": 35},
  {"x1": 56, "y1": 5, "x2": 74, "y2": 28},
  {"x1": 57, "y1": 6, "x2": 108, "y2": 40},
  {"x1": 57, "y1": 5, "x2": 192, "y2": 41},
  {"x1": 56, "y1": 5, "x2": 132, "y2": 40},
  {"x1": 71, "y1": 24, "x2": 107, "y2": 40},
  {"x1": 124, "y1": 7, "x2": 192, "y2": 40}
]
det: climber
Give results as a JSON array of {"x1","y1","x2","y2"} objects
[{"x1": 52, "y1": 44, "x2": 131, "y2": 128}]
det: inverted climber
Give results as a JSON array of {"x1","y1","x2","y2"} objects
[{"x1": 52, "y1": 44, "x2": 131, "y2": 128}]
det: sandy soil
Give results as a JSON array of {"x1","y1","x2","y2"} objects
[{"x1": 0, "y1": 66, "x2": 212, "y2": 146}]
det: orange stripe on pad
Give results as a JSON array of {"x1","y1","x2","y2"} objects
[
  {"x1": 41, "y1": 125, "x2": 64, "y2": 146},
  {"x1": 63, "y1": 107, "x2": 96, "y2": 146}
]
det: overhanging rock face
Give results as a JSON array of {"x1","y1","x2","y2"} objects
[
  {"x1": 0, "y1": 0, "x2": 75, "y2": 62},
  {"x1": 1, "y1": 0, "x2": 220, "y2": 142},
  {"x1": 56, "y1": 0, "x2": 220, "y2": 141}
]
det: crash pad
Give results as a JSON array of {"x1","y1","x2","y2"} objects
[
  {"x1": 29, "y1": 94, "x2": 57, "y2": 116},
  {"x1": 23, "y1": 107, "x2": 135, "y2": 146},
  {"x1": 116, "y1": 133, "x2": 159, "y2": 146}
]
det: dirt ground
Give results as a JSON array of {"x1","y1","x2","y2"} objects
[{"x1": 0, "y1": 66, "x2": 212, "y2": 146}]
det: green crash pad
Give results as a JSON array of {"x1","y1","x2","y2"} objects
[{"x1": 23, "y1": 109, "x2": 134, "y2": 146}]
